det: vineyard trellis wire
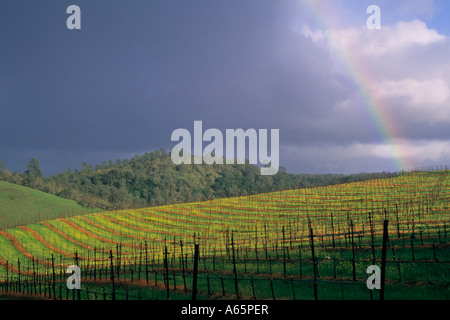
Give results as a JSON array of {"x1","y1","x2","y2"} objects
[{"x1": 0, "y1": 169, "x2": 449, "y2": 300}]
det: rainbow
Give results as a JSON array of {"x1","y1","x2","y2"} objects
[{"x1": 301, "y1": 0, "x2": 413, "y2": 172}]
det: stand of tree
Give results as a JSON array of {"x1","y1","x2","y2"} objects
[{"x1": 0, "y1": 151, "x2": 398, "y2": 210}]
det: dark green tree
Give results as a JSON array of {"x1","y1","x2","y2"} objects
[
  {"x1": 81, "y1": 161, "x2": 93, "y2": 174},
  {"x1": 26, "y1": 158, "x2": 43, "y2": 179}
]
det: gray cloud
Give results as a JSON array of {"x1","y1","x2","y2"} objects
[{"x1": 0, "y1": 0, "x2": 449, "y2": 175}]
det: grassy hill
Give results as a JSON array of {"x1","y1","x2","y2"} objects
[
  {"x1": 0, "y1": 170, "x2": 448, "y2": 300},
  {"x1": 0, "y1": 181, "x2": 94, "y2": 230},
  {"x1": 1, "y1": 150, "x2": 386, "y2": 211}
]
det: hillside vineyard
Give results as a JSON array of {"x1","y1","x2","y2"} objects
[{"x1": 0, "y1": 170, "x2": 448, "y2": 300}]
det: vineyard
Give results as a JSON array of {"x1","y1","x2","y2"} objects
[{"x1": 0, "y1": 170, "x2": 448, "y2": 300}]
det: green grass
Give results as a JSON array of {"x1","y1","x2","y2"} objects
[
  {"x1": 0, "y1": 181, "x2": 94, "y2": 229},
  {"x1": 0, "y1": 171, "x2": 448, "y2": 300}
]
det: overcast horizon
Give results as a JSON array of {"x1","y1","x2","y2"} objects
[{"x1": 1, "y1": 0, "x2": 449, "y2": 176}]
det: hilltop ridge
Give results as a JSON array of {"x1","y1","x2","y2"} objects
[{"x1": 0, "y1": 150, "x2": 398, "y2": 210}]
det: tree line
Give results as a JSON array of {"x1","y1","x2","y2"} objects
[{"x1": 0, "y1": 150, "x2": 395, "y2": 210}]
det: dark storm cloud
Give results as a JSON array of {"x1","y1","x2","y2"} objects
[
  {"x1": 0, "y1": 0, "x2": 350, "y2": 174},
  {"x1": 1, "y1": 1, "x2": 449, "y2": 175},
  {"x1": 1, "y1": 0, "x2": 293, "y2": 149}
]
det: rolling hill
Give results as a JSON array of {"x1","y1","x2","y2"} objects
[
  {"x1": 0, "y1": 181, "x2": 94, "y2": 230},
  {"x1": 0, "y1": 170, "x2": 448, "y2": 300},
  {"x1": 0, "y1": 150, "x2": 388, "y2": 211}
]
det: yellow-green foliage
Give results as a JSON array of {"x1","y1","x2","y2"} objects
[{"x1": 0, "y1": 171, "x2": 448, "y2": 279}]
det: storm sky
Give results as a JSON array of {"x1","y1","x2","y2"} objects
[{"x1": 1, "y1": 0, "x2": 449, "y2": 175}]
